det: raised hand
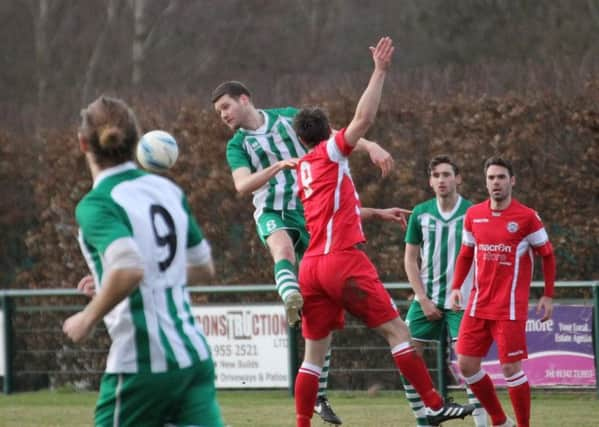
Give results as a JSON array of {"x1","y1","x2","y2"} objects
[{"x1": 369, "y1": 36, "x2": 394, "y2": 72}]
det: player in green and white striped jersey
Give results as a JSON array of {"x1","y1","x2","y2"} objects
[
  {"x1": 402, "y1": 155, "x2": 487, "y2": 427},
  {"x1": 212, "y1": 81, "x2": 395, "y2": 426},
  {"x1": 63, "y1": 96, "x2": 224, "y2": 427}
]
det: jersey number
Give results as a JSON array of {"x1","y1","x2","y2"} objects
[
  {"x1": 150, "y1": 204, "x2": 177, "y2": 271},
  {"x1": 300, "y1": 161, "x2": 314, "y2": 199}
]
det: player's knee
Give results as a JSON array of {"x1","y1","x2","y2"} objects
[{"x1": 501, "y1": 361, "x2": 521, "y2": 378}]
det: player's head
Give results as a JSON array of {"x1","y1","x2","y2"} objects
[
  {"x1": 212, "y1": 81, "x2": 253, "y2": 130},
  {"x1": 484, "y1": 156, "x2": 515, "y2": 203},
  {"x1": 428, "y1": 155, "x2": 461, "y2": 199},
  {"x1": 78, "y1": 95, "x2": 140, "y2": 169},
  {"x1": 293, "y1": 107, "x2": 331, "y2": 148}
]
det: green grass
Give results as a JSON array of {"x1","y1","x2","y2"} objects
[{"x1": 0, "y1": 389, "x2": 597, "y2": 426}]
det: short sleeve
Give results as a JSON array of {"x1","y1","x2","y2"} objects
[
  {"x1": 404, "y1": 208, "x2": 422, "y2": 245},
  {"x1": 226, "y1": 134, "x2": 252, "y2": 171},
  {"x1": 461, "y1": 209, "x2": 475, "y2": 247},
  {"x1": 526, "y1": 211, "x2": 551, "y2": 254},
  {"x1": 76, "y1": 195, "x2": 132, "y2": 255}
]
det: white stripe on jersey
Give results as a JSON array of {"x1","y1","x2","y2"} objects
[
  {"x1": 153, "y1": 289, "x2": 192, "y2": 368},
  {"x1": 326, "y1": 137, "x2": 345, "y2": 163},
  {"x1": 508, "y1": 239, "x2": 534, "y2": 319},
  {"x1": 430, "y1": 219, "x2": 443, "y2": 304},
  {"x1": 172, "y1": 286, "x2": 210, "y2": 361},
  {"x1": 324, "y1": 163, "x2": 345, "y2": 254},
  {"x1": 526, "y1": 227, "x2": 549, "y2": 247},
  {"x1": 469, "y1": 245, "x2": 480, "y2": 317},
  {"x1": 463, "y1": 230, "x2": 475, "y2": 246},
  {"x1": 141, "y1": 289, "x2": 168, "y2": 372}
]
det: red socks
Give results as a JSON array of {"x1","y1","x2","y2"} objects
[
  {"x1": 506, "y1": 371, "x2": 530, "y2": 427},
  {"x1": 295, "y1": 362, "x2": 321, "y2": 427},
  {"x1": 465, "y1": 370, "x2": 507, "y2": 425},
  {"x1": 391, "y1": 343, "x2": 443, "y2": 410}
]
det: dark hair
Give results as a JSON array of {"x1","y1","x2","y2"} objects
[
  {"x1": 428, "y1": 155, "x2": 460, "y2": 176},
  {"x1": 484, "y1": 156, "x2": 514, "y2": 177},
  {"x1": 211, "y1": 81, "x2": 251, "y2": 104},
  {"x1": 292, "y1": 108, "x2": 331, "y2": 148},
  {"x1": 79, "y1": 95, "x2": 140, "y2": 168}
]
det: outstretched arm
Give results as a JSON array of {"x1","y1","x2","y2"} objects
[
  {"x1": 360, "y1": 207, "x2": 410, "y2": 229},
  {"x1": 344, "y1": 37, "x2": 394, "y2": 147},
  {"x1": 232, "y1": 160, "x2": 298, "y2": 195}
]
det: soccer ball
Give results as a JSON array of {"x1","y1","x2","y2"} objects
[{"x1": 136, "y1": 130, "x2": 179, "y2": 173}]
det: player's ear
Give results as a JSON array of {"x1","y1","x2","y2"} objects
[
  {"x1": 455, "y1": 174, "x2": 462, "y2": 185},
  {"x1": 78, "y1": 132, "x2": 89, "y2": 153},
  {"x1": 239, "y1": 94, "x2": 251, "y2": 106},
  {"x1": 510, "y1": 175, "x2": 516, "y2": 187}
]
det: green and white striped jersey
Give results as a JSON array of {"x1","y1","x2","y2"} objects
[
  {"x1": 405, "y1": 196, "x2": 474, "y2": 309},
  {"x1": 226, "y1": 108, "x2": 307, "y2": 220},
  {"x1": 76, "y1": 162, "x2": 211, "y2": 374}
]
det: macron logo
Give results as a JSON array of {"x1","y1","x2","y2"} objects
[{"x1": 478, "y1": 243, "x2": 512, "y2": 253}]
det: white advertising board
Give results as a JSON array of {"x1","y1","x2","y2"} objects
[{"x1": 192, "y1": 304, "x2": 289, "y2": 388}]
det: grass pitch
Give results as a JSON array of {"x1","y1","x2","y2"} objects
[{"x1": 0, "y1": 389, "x2": 597, "y2": 426}]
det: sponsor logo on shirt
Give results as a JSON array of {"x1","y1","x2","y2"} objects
[
  {"x1": 478, "y1": 243, "x2": 512, "y2": 253},
  {"x1": 507, "y1": 221, "x2": 519, "y2": 233},
  {"x1": 473, "y1": 218, "x2": 489, "y2": 223}
]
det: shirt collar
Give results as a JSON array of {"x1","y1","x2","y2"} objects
[{"x1": 93, "y1": 161, "x2": 137, "y2": 188}]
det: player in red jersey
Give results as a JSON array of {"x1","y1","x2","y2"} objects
[
  {"x1": 449, "y1": 156, "x2": 556, "y2": 427},
  {"x1": 291, "y1": 36, "x2": 475, "y2": 427}
]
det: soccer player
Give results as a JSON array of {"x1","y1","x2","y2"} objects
[
  {"x1": 63, "y1": 96, "x2": 224, "y2": 427},
  {"x1": 403, "y1": 155, "x2": 488, "y2": 427},
  {"x1": 212, "y1": 80, "x2": 396, "y2": 425},
  {"x1": 449, "y1": 156, "x2": 556, "y2": 427},
  {"x1": 293, "y1": 36, "x2": 474, "y2": 427}
]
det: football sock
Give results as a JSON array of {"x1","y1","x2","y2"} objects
[
  {"x1": 391, "y1": 342, "x2": 442, "y2": 411},
  {"x1": 506, "y1": 371, "x2": 530, "y2": 427},
  {"x1": 466, "y1": 384, "x2": 489, "y2": 426},
  {"x1": 317, "y1": 348, "x2": 332, "y2": 397},
  {"x1": 274, "y1": 259, "x2": 300, "y2": 302},
  {"x1": 465, "y1": 370, "x2": 507, "y2": 425},
  {"x1": 295, "y1": 361, "x2": 321, "y2": 427},
  {"x1": 400, "y1": 374, "x2": 432, "y2": 426}
]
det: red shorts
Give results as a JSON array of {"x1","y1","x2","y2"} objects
[
  {"x1": 298, "y1": 248, "x2": 399, "y2": 340},
  {"x1": 456, "y1": 315, "x2": 528, "y2": 364}
]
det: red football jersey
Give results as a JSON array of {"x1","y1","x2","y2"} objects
[
  {"x1": 462, "y1": 199, "x2": 552, "y2": 320},
  {"x1": 297, "y1": 128, "x2": 365, "y2": 256}
]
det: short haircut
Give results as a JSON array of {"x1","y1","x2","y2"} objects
[
  {"x1": 292, "y1": 108, "x2": 331, "y2": 148},
  {"x1": 211, "y1": 81, "x2": 251, "y2": 104},
  {"x1": 484, "y1": 156, "x2": 514, "y2": 177},
  {"x1": 428, "y1": 155, "x2": 460, "y2": 176}
]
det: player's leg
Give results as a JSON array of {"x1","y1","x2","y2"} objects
[
  {"x1": 496, "y1": 320, "x2": 529, "y2": 427},
  {"x1": 401, "y1": 301, "x2": 441, "y2": 426},
  {"x1": 284, "y1": 210, "x2": 342, "y2": 424},
  {"x1": 335, "y1": 249, "x2": 474, "y2": 425},
  {"x1": 457, "y1": 316, "x2": 510, "y2": 426},
  {"x1": 295, "y1": 335, "x2": 333, "y2": 427},
  {"x1": 446, "y1": 310, "x2": 489, "y2": 427},
  {"x1": 257, "y1": 211, "x2": 302, "y2": 323}
]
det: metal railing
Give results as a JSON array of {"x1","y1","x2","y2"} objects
[{"x1": 1, "y1": 281, "x2": 598, "y2": 397}]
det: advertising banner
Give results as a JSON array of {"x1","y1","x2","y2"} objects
[
  {"x1": 192, "y1": 304, "x2": 289, "y2": 388},
  {"x1": 451, "y1": 305, "x2": 595, "y2": 387}
]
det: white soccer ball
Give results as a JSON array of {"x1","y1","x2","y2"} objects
[{"x1": 136, "y1": 130, "x2": 179, "y2": 173}]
